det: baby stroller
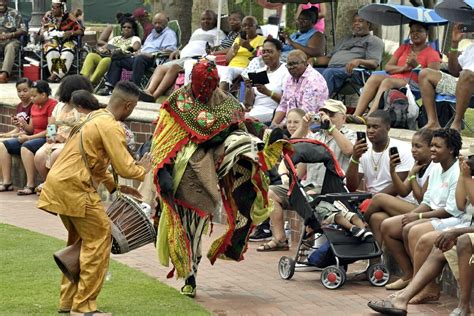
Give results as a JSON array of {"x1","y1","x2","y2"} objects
[{"x1": 277, "y1": 139, "x2": 390, "y2": 289}]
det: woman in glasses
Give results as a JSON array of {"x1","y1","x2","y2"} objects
[{"x1": 81, "y1": 17, "x2": 141, "y2": 86}]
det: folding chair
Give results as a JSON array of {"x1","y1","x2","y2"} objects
[{"x1": 38, "y1": 35, "x2": 83, "y2": 80}]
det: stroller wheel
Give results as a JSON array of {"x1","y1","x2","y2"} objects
[
  {"x1": 367, "y1": 263, "x2": 390, "y2": 287},
  {"x1": 321, "y1": 265, "x2": 346, "y2": 289},
  {"x1": 278, "y1": 256, "x2": 296, "y2": 280}
]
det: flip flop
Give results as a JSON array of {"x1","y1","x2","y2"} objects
[
  {"x1": 367, "y1": 300, "x2": 407, "y2": 316},
  {"x1": 346, "y1": 114, "x2": 367, "y2": 125},
  {"x1": 449, "y1": 307, "x2": 470, "y2": 316}
]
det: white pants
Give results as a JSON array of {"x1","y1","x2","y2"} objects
[{"x1": 183, "y1": 60, "x2": 244, "y2": 85}]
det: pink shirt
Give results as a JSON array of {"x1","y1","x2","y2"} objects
[
  {"x1": 391, "y1": 44, "x2": 441, "y2": 82},
  {"x1": 300, "y1": 3, "x2": 325, "y2": 33},
  {"x1": 277, "y1": 65, "x2": 328, "y2": 115}
]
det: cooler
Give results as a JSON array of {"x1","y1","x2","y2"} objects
[{"x1": 23, "y1": 64, "x2": 40, "y2": 81}]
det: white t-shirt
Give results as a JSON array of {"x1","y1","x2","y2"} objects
[
  {"x1": 422, "y1": 160, "x2": 462, "y2": 217},
  {"x1": 459, "y1": 43, "x2": 474, "y2": 72},
  {"x1": 247, "y1": 63, "x2": 290, "y2": 123},
  {"x1": 359, "y1": 138, "x2": 414, "y2": 196},
  {"x1": 180, "y1": 27, "x2": 226, "y2": 59}
]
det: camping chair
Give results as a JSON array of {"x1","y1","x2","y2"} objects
[{"x1": 38, "y1": 35, "x2": 83, "y2": 80}]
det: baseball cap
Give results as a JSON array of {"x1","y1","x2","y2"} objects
[
  {"x1": 321, "y1": 99, "x2": 347, "y2": 114},
  {"x1": 133, "y1": 7, "x2": 148, "y2": 18}
]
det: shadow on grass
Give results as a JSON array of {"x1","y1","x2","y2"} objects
[{"x1": 0, "y1": 224, "x2": 209, "y2": 316}]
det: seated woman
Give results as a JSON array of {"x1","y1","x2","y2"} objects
[
  {"x1": 40, "y1": 0, "x2": 84, "y2": 83},
  {"x1": 0, "y1": 78, "x2": 33, "y2": 140},
  {"x1": 365, "y1": 128, "x2": 434, "y2": 244},
  {"x1": 80, "y1": 17, "x2": 141, "y2": 85},
  {"x1": 368, "y1": 157, "x2": 474, "y2": 316},
  {"x1": 280, "y1": 7, "x2": 326, "y2": 62},
  {"x1": 34, "y1": 75, "x2": 93, "y2": 191},
  {"x1": 0, "y1": 81, "x2": 57, "y2": 194},
  {"x1": 348, "y1": 21, "x2": 441, "y2": 123},
  {"x1": 243, "y1": 38, "x2": 289, "y2": 124},
  {"x1": 381, "y1": 129, "x2": 463, "y2": 293},
  {"x1": 257, "y1": 108, "x2": 310, "y2": 251}
]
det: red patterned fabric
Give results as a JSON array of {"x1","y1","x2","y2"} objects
[{"x1": 191, "y1": 59, "x2": 219, "y2": 104}]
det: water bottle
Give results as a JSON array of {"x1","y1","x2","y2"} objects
[{"x1": 284, "y1": 220, "x2": 291, "y2": 244}]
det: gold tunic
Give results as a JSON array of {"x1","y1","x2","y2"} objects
[{"x1": 37, "y1": 109, "x2": 146, "y2": 217}]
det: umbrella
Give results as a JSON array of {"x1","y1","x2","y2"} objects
[
  {"x1": 434, "y1": 0, "x2": 474, "y2": 25},
  {"x1": 358, "y1": 4, "x2": 448, "y2": 26},
  {"x1": 265, "y1": 0, "x2": 337, "y2": 46}
]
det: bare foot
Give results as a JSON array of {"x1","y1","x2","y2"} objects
[
  {"x1": 408, "y1": 284, "x2": 440, "y2": 304},
  {"x1": 450, "y1": 122, "x2": 462, "y2": 132}
]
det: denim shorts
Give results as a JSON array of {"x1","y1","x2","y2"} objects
[{"x1": 3, "y1": 137, "x2": 46, "y2": 155}]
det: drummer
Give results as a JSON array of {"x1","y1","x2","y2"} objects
[{"x1": 37, "y1": 81, "x2": 152, "y2": 316}]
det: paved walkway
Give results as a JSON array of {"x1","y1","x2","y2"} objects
[{"x1": 0, "y1": 192, "x2": 459, "y2": 315}]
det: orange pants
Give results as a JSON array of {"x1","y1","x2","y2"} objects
[{"x1": 59, "y1": 197, "x2": 111, "y2": 313}]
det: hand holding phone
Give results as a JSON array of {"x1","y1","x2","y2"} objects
[
  {"x1": 389, "y1": 147, "x2": 401, "y2": 165},
  {"x1": 240, "y1": 30, "x2": 247, "y2": 40}
]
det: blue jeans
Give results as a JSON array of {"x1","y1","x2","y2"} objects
[{"x1": 316, "y1": 67, "x2": 366, "y2": 97}]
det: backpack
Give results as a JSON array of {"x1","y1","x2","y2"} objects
[
  {"x1": 382, "y1": 87, "x2": 419, "y2": 130},
  {"x1": 307, "y1": 240, "x2": 335, "y2": 268},
  {"x1": 383, "y1": 89, "x2": 409, "y2": 128}
]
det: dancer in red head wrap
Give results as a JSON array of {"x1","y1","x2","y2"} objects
[{"x1": 150, "y1": 58, "x2": 282, "y2": 297}]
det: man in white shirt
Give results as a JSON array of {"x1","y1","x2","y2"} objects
[
  {"x1": 418, "y1": 23, "x2": 474, "y2": 131},
  {"x1": 346, "y1": 110, "x2": 414, "y2": 196}
]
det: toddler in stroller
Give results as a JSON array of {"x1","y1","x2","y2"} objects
[{"x1": 277, "y1": 138, "x2": 389, "y2": 289}]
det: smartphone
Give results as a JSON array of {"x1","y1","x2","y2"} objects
[
  {"x1": 240, "y1": 30, "x2": 247, "y2": 40},
  {"x1": 468, "y1": 155, "x2": 474, "y2": 176},
  {"x1": 46, "y1": 124, "x2": 57, "y2": 139},
  {"x1": 356, "y1": 131, "x2": 366, "y2": 143},
  {"x1": 278, "y1": 32, "x2": 286, "y2": 43},
  {"x1": 389, "y1": 147, "x2": 401, "y2": 163},
  {"x1": 461, "y1": 24, "x2": 474, "y2": 33}
]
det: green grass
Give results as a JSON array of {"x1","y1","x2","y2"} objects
[
  {"x1": 463, "y1": 108, "x2": 474, "y2": 138},
  {"x1": 0, "y1": 224, "x2": 209, "y2": 316}
]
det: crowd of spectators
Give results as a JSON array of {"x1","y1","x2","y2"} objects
[{"x1": 0, "y1": 1, "x2": 473, "y2": 314}]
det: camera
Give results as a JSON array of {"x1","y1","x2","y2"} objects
[
  {"x1": 312, "y1": 113, "x2": 330, "y2": 130},
  {"x1": 467, "y1": 155, "x2": 474, "y2": 176}
]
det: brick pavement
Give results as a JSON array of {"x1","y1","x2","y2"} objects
[{"x1": 0, "y1": 192, "x2": 459, "y2": 315}]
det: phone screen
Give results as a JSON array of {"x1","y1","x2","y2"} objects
[{"x1": 356, "y1": 131, "x2": 366, "y2": 143}]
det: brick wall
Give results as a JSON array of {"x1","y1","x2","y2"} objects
[{"x1": 0, "y1": 104, "x2": 16, "y2": 133}]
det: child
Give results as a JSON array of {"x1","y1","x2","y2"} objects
[
  {"x1": 0, "y1": 78, "x2": 33, "y2": 139},
  {"x1": 0, "y1": 80, "x2": 57, "y2": 194},
  {"x1": 314, "y1": 200, "x2": 373, "y2": 241}
]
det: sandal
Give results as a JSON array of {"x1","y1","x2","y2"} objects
[
  {"x1": 0, "y1": 183, "x2": 13, "y2": 192},
  {"x1": 346, "y1": 114, "x2": 367, "y2": 125},
  {"x1": 256, "y1": 237, "x2": 289, "y2": 252},
  {"x1": 367, "y1": 300, "x2": 407, "y2": 316},
  {"x1": 35, "y1": 183, "x2": 44, "y2": 195},
  {"x1": 17, "y1": 186, "x2": 36, "y2": 196}
]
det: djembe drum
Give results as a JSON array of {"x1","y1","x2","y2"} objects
[{"x1": 106, "y1": 194, "x2": 156, "y2": 254}]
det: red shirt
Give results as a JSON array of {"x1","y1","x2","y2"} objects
[
  {"x1": 391, "y1": 44, "x2": 441, "y2": 82},
  {"x1": 15, "y1": 101, "x2": 33, "y2": 123},
  {"x1": 31, "y1": 98, "x2": 58, "y2": 134}
]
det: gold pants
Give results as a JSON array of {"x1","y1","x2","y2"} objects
[{"x1": 59, "y1": 196, "x2": 111, "y2": 313}]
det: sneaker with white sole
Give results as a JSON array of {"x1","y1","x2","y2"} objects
[{"x1": 249, "y1": 228, "x2": 272, "y2": 242}]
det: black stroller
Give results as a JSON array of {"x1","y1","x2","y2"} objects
[{"x1": 277, "y1": 139, "x2": 390, "y2": 289}]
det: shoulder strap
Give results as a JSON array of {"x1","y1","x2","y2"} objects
[{"x1": 74, "y1": 111, "x2": 117, "y2": 191}]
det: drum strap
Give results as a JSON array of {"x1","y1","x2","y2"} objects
[{"x1": 71, "y1": 111, "x2": 116, "y2": 191}]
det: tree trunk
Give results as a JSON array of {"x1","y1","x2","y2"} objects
[
  {"x1": 157, "y1": 0, "x2": 194, "y2": 44},
  {"x1": 335, "y1": 0, "x2": 372, "y2": 40}
]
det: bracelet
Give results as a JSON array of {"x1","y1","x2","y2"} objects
[
  {"x1": 327, "y1": 125, "x2": 336, "y2": 134},
  {"x1": 351, "y1": 157, "x2": 359, "y2": 165},
  {"x1": 312, "y1": 57, "x2": 318, "y2": 65},
  {"x1": 449, "y1": 47, "x2": 458, "y2": 52},
  {"x1": 270, "y1": 91, "x2": 275, "y2": 98},
  {"x1": 408, "y1": 175, "x2": 416, "y2": 182},
  {"x1": 418, "y1": 213, "x2": 423, "y2": 220}
]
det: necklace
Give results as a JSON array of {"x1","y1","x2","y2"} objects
[{"x1": 370, "y1": 141, "x2": 389, "y2": 177}]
